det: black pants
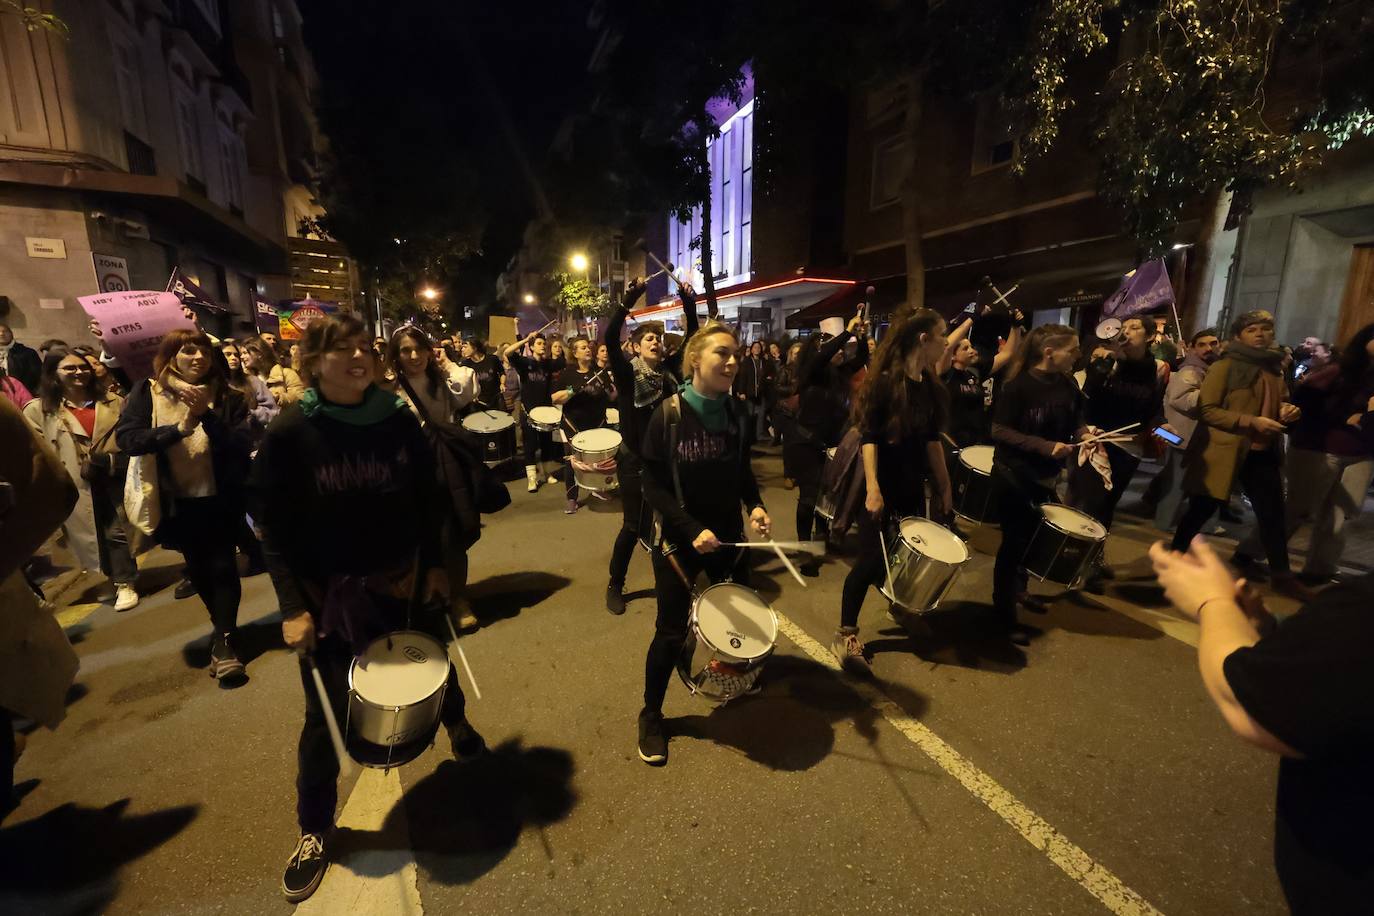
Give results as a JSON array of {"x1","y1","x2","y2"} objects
[
  {"x1": 1069, "y1": 442, "x2": 1140, "y2": 529},
  {"x1": 609, "y1": 450, "x2": 643, "y2": 586},
  {"x1": 522, "y1": 422, "x2": 555, "y2": 466},
  {"x1": 562, "y1": 442, "x2": 579, "y2": 500},
  {"x1": 840, "y1": 498, "x2": 925, "y2": 628},
  {"x1": 173, "y1": 498, "x2": 241, "y2": 638},
  {"x1": 791, "y1": 442, "x2": 827, "y2": 542},
  {"x1": 642, "y1": 543, "x2": 748, "y2": 715},
  {"x1": 1172, "y1": 448, "x2": 1290, "y2": 573},
  {"x1": 1, "y1": 705, "x2": 13, "y2": 802},
  {"x1": 992, "y1": 468, "x2": 1054, "y2": 626},
  {"x1": 91, "y1": 474, "x2": 137, "y2": 585},
  {"x1": 235, "y1": 515, "x2": 265, "y2": 570},
  {"x1": 296, "y1": 604, "x2": 468, "y2": 835}
]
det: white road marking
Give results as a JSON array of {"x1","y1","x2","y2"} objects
[
  {"x1": 295, "y1": 767, "x2": 424, "y2": 916},
  {"x1": 774, "y1": 612, "x2": 1164, "y2": 916},
  {"x1": 1081, "y1": 592, "x2": 1199, "y2": 647}
]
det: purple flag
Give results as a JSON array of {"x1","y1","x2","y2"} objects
[
  {"x1": 254, "y1": 297, "x2": 280, "y2": 335},
  {"x1": 1101, "y1": 259, "x2": 1174, "y2": 319},
  {"x1": 166, "y1": 267, "x2": 231, "y2": 315}
]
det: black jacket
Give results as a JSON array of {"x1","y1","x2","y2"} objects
[{"x1": 4, "y1": 342, "x2": 41, "y2": 392}]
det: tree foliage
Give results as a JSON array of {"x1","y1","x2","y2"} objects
[{"x1": 0, "y1": 1, "x2": 67, "y2": 35}]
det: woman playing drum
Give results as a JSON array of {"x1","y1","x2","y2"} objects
[
  {"x1": 552, "y1": 334, "x2": 615, "y2": 514},
  {"x1": 833, "y1": 309, "x2": 953, "y2": 675},
  {"x1": 989, "y1": 325, "x2": 1085, "y2": 646},
  {"x1": 637, "y1": 322, "x2": 771, "y2": 766},
  {"x1": 250, "y1": 315, "x2": 486, "y2": 903}
]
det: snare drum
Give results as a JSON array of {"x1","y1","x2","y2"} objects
[
  {"x1": 1022, "y1": 503, "x2": 1107, "y2": 588},
  {"x1": 606, "y1": 407, "x2": 620, "y2": 429},
  {"x1": 677, "y1": 583, "x2": 778, "y2": 704},
  {"x1": 527, "y1": 405, "x2": 563, "y2": 433},
  {"x1": 461, "y1": 410, "x2": 517, "y2": 467},
  {"x1": 570, "y1": 427, "x2": 622, "y2": 493},
  {"x1": 878, "y1": 517, "x2": 969, "y2": 613},
  {"x1": 955, "y1": 445, "x2": 998, "y2": 523},
  {"x1": 346, "y1": 630, "x2": 450, "y2": 769},
  {"x1": 814, "y1": 447, "x2": 839, "y2": 521}
]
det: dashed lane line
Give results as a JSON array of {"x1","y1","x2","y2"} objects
[
  {"x1": 773, "y1": 611, "x2": 1165, "y2": 916},
  {"x1": 295, "y1": 766, "x2": 423, "y2": 916}
]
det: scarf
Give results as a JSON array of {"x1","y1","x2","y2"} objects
[
  {"x1": 152, "y1": 376, "x2": 215, "y2": 498},
  {"x1": 679, "y1": 379, "x2": 728, "y2": 432},
  {"x1": 300, "y1": 384, "x2": 406, "y2": 426},
  {"x1": 1178, "y1": 351, "x2": 1212, "y2": 375},
  {"x1": 631, "y1": 355, "x2": 667, "y2": 409},
  {"x1": 1220, "y1": 343, "x2": 1285, "y2": 393}
]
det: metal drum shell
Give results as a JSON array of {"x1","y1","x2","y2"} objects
[
  {"x1": 527, "y1": 405, "x2": 563, "y2": 432},
  {"x1": 675, "y1": 583, "x2": 778, "y2": 705},
  {"x1": 1021, "y1": 503, "x2": 1107, "y2": 587},
  {"x1": 461, "y1": 411, "x2": 517, "y2": 467},
  {"x1": 814, "y1": 447, "x2": 839, "y2": 521},
  {"x1": 570, "y1": 428, "x2": 622, "y2": 493},
  {"x1": 954, "y1": 445, "x2": 998, "y2": 523},
  {"x1": 345, "y1": 630, "x2": 450, "y2": 769},
  {"x1": 878, "y1": 518, "x2": 969, "y2": 613}
]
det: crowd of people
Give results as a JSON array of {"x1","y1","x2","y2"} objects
[{"x1": 2, "y1": 288, "x2": 1371, "y2": 910}]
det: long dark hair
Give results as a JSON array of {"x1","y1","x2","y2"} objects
[
  {"x1": 38, "y1": 348, "x2": 105, "y2": 414},
  {"x1": 1337, "y1": 322, "x2": 1374, "y2": 381},
  {"x1": 240, "y1": 335, "x2": 281, "y2": 375},
  {"x1": 387, "y1": 325, "x2": 445, "y2": 398},
  {"x1": 850, "y1": 308, "x2": 948, "y2": 439}
]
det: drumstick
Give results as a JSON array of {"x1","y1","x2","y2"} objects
[
  {"x1": 1082, "y1": 422, "x2": 1140, "y2": 442},
  {"x1": 877, "y1": 528, "x2": 896, "y2": 601},
  {"x1": 723, "y1": 540, "x2": 826, "y2": 555},
  {"x1": 1076, "y1": 435, "x2": 1135, "y2": 448},
  {"x1": 443, "y1": 614, "x2": 482, "y2": 701},
  {"x1": 306, "y1": 655, "x2": 353, "y2": 775},
  {"x1": 770, "y1": 540, "x2": 808, "y2": 589}
]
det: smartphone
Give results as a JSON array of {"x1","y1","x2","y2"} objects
[{"x1": 1152, "y1": 425, "x2": 1183, "y2": 446}]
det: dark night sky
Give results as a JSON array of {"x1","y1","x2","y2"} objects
[{"x1": 295, "y1": 0, "x2": 597, "y2": 306}]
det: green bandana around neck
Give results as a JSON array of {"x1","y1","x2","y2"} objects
[
  {"x1": 678, "y1": 378, "x2": 729, "y2": 432},
  {"x1": 300, "y1": 384, "x2": 406, "y2": 426},
  {"x1": 1221, "y1": 343, "x2": 1285, "y2": 392}
]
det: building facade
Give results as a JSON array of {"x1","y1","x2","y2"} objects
[{"x1": 0, "y1": 0, "x2": 351, "y2": 344}]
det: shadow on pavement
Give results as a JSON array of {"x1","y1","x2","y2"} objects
[
  {"x1": 1041, "y1": 590, "x2": 1167, "y2": 640},
  {"x1": 340, "y1": 737, "x2": 576, "y2": 885},
  {"x1": 0, "y1": 798, "x2": 198, "y2": 915},
  {"x1": 137, "y1": 562, "x2": 187, "y2": 597},
  {"x1": 672, "y1": 654, "x2": 931, "y2": 773},
  {"x1": 868, "y1": 601, "x2": 1028, "y2": 674},
  {"x1": 179, "y1": 614, "x2": 286, "y2": 669},
  {"x1": 467, "y1": 572, "x2": 571, "y2": 626}
]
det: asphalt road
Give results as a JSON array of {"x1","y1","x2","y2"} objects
[{"x1": 2, "y1": 449, "x2": 1291, "y2": 915}]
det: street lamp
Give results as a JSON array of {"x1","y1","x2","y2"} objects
[
  {"x1": 420, "y1": 287, "x2": 439, "y2": 302},
  {"x1": 522, "y1": 292, "x2": 536, "y2": 304},
  {"x1": 569, "y1": 252, "x2": 589, "y2": 273}
]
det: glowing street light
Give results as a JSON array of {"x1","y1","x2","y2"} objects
[
  {"x1": 522, "y1": 292, "x2": 536, "y2": 304},
  {"x1": 569, "y1": 252, "x2": 589, "y2": 273},
  {"x1": 420, "y1": 287, "x2": 439, "y2": 301}
]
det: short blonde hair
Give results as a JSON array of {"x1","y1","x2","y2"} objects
[{"x1": 682, "y1": 321, "x2": 738, "y2": 377}]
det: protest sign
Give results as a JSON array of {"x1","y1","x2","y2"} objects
[{"x1": 77, "y1": 290, "x2": 196, "y2": 381}]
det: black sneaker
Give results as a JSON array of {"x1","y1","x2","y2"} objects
[
  {"x1": 637, "y1": 710, "x2": 667, "y2": 766},
  {"x1": 448, "y1": 720, "x2": 487, "y2": 760},
  {"x1": 210, "y1": 635, "x2": 247, "y2": 688},
  {"x1": 606, "y1": 583, "x2": 626, "y2": 616},
  {"x1": 281, "y1": 833, "x2": 328, "y2": 902},
  {"x1": 173, "y1": 577, "x2": 197, "y2": 599}
]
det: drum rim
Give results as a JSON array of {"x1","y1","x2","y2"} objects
[
  {"x1": 1038, "y1": 502, "x2": 1108, "y2": 540},
  {"x1": 571, "y1": 428, "x2": 623, "y2": 449},
  {"x1": 692, "y1": 582, "x2": 778, "y2": 658},
  {"x1": 461, "y1": 411, "x2": 514, "y2": 431},
  {"x1": 348, "y1": 629, "x2": 451, "y2": 704},
  {"x1": 895, "y1": 516, "x2": 970, "y2": 564},
  {"x1": 958, "y1": 444, "x2": 995, "y2": 473}
]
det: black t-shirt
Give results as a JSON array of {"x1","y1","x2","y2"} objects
[
  {"x1": 1084, "y1": 350, "x2": 1162, "y2": 432},
  {"x1": 860, "y1": 374, "x2": 942, "y2": 515},
  {"x1": 466, "y1": 354, "x2": 502, "y2": 410},
  {"x1": 555, "y1": 365, "x2": 613, "y2": 435},
  {"x1": 508, "y1": 352, "x2": 554, "y2": 410},
  {"x1": 942, "y1": 365, "x2": 987, "y2": 447},
  {"x1": 639, "y1": 395, "x2": 764, "y2": 549},
  {"x1": 1222, "y1": 574, "x2": 1374, "y2": 913},
  {"x1": 991, "y1": 369, "x2": 1083, "y2": 484}
]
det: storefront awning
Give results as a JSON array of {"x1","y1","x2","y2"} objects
[{"x1": 634, "y1": 273, "x2": 856, "y2": 320}]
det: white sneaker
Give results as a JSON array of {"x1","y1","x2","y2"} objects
[
  {"x1": 544, "y1": 463, "x2": 560, "y2": 484},
  {"x1": 526, "y1": 466, "x2": 539, "y2": 493},
  {"x1": 114, "y1": 584, "x2": 140, "y2": 612}
]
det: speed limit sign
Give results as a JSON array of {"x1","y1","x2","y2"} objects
[{"x1": 92, "y1": 253, "x2": 131, "y2": 293}]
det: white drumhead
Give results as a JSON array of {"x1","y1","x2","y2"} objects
[
  {"x1": 606, "y1": 407, "x2": 620, "y2": 425},
  {"x1": 462, "y1": 411, "x2": 514, "y2": 433},
  {"x1": 351, "y1": 631, "x2": 450, "y2": 707},
  {"x1": 529, "y1": 406, "x2": 562, "y2": 425},
  {"x1": 960, "y1": 444, "x2": 994, "y2": 474},
  {"x1": 898, "y1": 517, "x2": 968, "y2": 564},
  {"x1": 1041, "y1": 503, "x2": 1107, "y2": 541},
  {"x1": 695, "y1": 583, "x2": 777, "y2": 660},
  {"x1": 572, "y1": 428, "x2": 622, "y2": 452}
]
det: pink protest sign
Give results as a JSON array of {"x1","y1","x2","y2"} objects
[{"x1": 77, "y1": 290, "x2": 196, "y2": 381}]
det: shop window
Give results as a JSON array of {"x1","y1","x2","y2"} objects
[
  {"x1": 972, "y1": 95, "x2": 1018, "y2": 174},
  {"x1": 870, "y1": 134, "x2": 908, "y2": 210}
]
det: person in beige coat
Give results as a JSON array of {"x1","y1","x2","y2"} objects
[
  {"x1": 241, "y1": 336, "x2": 306, "y2": 407},
  {"x1": 1171, "y1": 311, "x2": 1314, "y2": 601},
  {"x1": 22, "y1": 349, "x2": 139, "y2": 611}
]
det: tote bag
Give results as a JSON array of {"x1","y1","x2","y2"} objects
[{"x1": 123, "y1": 452, "x2": 161, "y2": 535}]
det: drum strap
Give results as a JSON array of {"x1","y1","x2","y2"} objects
[{"x1": 663, "y1": 394, "x2": 686, "y2": 510}]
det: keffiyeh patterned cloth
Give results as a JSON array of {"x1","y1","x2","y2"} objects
[
  {"x1": 1077, "y1": 427, "x2": 1114, "y2": 490},
  {"x1": 630, "y1": 356, "x2": 668, "y2": 409}
]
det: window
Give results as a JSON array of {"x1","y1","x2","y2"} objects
[
  {"x1": 174, "y1": 90, "x2": 204, "y2": 181},
  {"x1": 870, "y1": 134, "x2": 908, "y2": 210},
  {"x1": 110, "y1": 34, "x2": 148, "y2": 140},
  {"x1": 972, "y1": 95, "x2": 1018, "y2": 174},
  {"x1": 610, "y1": 235, "x2": 623, "y2": 263},
  {"x1": 218, "y1": 123, "x2": 244, "y2": 212}
]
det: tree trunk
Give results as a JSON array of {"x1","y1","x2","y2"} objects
[
  {"x1": 699, "y1": 161, "x2": 720, "y2": 320},
  {"x1": 900, "y1": 70, "x2": 926, "y2": 314},
  {"x1": 1177, "y1": 186, "x2": 1228, "y2": 336}
]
